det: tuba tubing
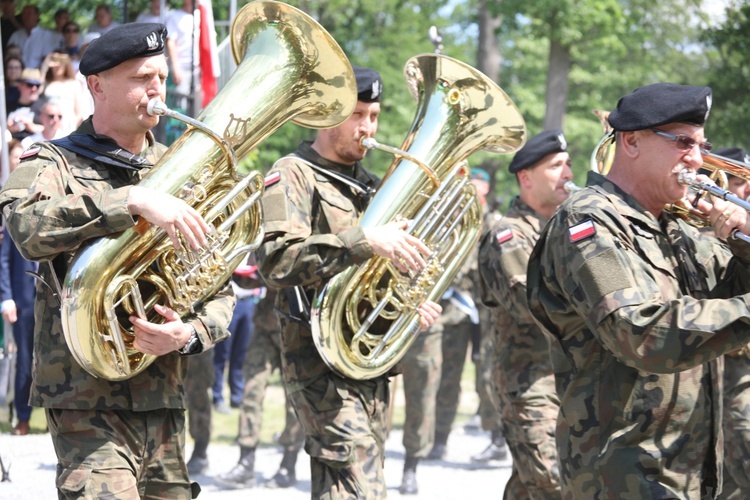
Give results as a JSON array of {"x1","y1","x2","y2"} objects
[
  {"x1": 310, "y1": 54, "x2": 526, "y2": 380},
  {"x1": 60, "y1": 0, "x2": 358, "y2": 381}
]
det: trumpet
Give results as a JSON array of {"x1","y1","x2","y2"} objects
[{"x1": 678, "y1": 168, "x2": 750, "y2": 244}]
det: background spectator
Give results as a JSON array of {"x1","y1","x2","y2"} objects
[
  {"x1": 87, "y1": 4, "x2": 120, "y2": 35},
  {"x1": 21, "y1": 100, "x2": 65, "y2": 149},
  {"x1": 40, "y1": 51, "x2": 83, "y2": 133},
  {"x1": 7, "y1": 5, "x2": 39, "y2": 58},
  {"x1": 22, "y1": 8, "x2": 67, "y2": 70},
  {"x1": 1, "y1": 0, "x2": 20, "y2": 51},
  {"x1": 4, "y1": 55, "x2": 23, "y2": 107},
  {"x1": 7, "y1": 67, "x2": 44, "y2": 140}
]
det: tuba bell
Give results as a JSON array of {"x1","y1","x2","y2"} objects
[
  {"x1": 61, "y1": 0, "x2": 357, "y2": 381},
  {"x1": 311, "y1": 54, "x2": 526, "y2": 380}
]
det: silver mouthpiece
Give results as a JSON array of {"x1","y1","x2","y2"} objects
[{"x1": 147, "y1": 98, "x2": 168, "y2": 117}]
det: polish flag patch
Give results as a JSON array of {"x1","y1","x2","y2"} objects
[
  {"x1": 20, "y1": 146, "x2": 40, "y2": 159},
  {"x1": 264, "y1": 171, "x2": 281, "y2": 188},
  {"x1": 569, "y1": 220, "x2": 596, "y2": 243},
  {"x1": 496, "y1": 228, "x2": 513, "y2": 244}
]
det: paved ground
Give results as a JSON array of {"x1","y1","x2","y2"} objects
[{"x1": 0, "y1": 424, "x2": 511, "y2": 498}]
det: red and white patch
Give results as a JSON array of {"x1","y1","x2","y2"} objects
[
  {"x1": 20, "y1": 146, "x2": 40, "y2": 159},
  {"x1": 569, "y1": 220, "x2": 596, "y2": 243},
  {"x1": 495, "y1": 228, "x2": 514, "y2": 244},
  {"x1": 264, "y1": 171, "x2": 281, "y2": 188}
]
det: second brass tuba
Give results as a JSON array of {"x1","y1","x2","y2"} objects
[
  {"x1": 60, "y1": 0, "x2": 357, "y2": 381},
  {"x1": 311, "y1": 54, "x2": 526, "y2": 380}
]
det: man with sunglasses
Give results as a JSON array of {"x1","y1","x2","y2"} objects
[
  {"x1": 527, "y1": 82, "x2": 750, "y2": 499},
  {"x1": 7, "y1": 67, "x2": 44, "y2": 140},
  {"x1": 20, "y1": 101, "x2": 64, "y2": 149}
]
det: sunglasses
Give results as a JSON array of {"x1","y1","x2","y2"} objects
[
  {"x1": 64, "y1": 28, "x2": 79, "y2": 33},
  {"x1": 22, "y1": 82, "x2": 40, "y2": 89},
  {"x1": 45, "y1": 113, "x2": 62, "y2": 120},
  {"x1": 651, "y1": 129, "x2": 713, "y2": 153}
]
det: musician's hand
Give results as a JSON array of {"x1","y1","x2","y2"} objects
[
  {"x1": 693, "y1": 176, "x2": 749, "y2": 240},
  {"x1": 417, "y1": 300, "x2": 442, "y2": 331},
  {"x1": 364, "y1": 220, "x2": 431, "y2": 274},
  {"x1": 128, "y1": 186, "x2": 209, "y2": 250},
  {"x1": 129, "y1": 304, "x2": 194, "y2": 356}
]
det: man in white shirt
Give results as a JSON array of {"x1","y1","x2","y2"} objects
[{"x1": 21, "y1": 101, "x2": 65, "y2": 149}]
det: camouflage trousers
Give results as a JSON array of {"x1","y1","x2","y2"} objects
[
  {"x1": 184, "y1": 349, "x2": 214, "y2": 448},
  {"x1": 434, "y1": 318, "x2": 472, "y2": 440},
  {"x1": 720, "y1": 354, "x2": 750, "y2": 499},
  {"x1": 494, "y1": 375, "x2": 561, "y2": 500},
  {"x1": 477, "y1": 325, "x2": 503, "y2": 435},
  {"x1": 47, "y1": 407, "x2": 193, "y2": 499},
  {"x1": 401, "y1": 328, "x2": 442, "y2": 456},
  {"x1": 237, "y1": 325, "x2": 304, "y2": 451},
  {"x1": 288, "y1": 372, "x2": 390, "y2": 499}
]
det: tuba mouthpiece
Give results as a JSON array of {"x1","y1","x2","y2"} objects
[
  {"x1": 147, "y1": 98, "x2": 168, "y2": 117},
  {"x1": 361, "y1": 137, "x2": 379, "y2": 150}
]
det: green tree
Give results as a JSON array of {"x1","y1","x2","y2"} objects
[{"x1": 702, "y1": 1, "x2": 750, "y2": 148}]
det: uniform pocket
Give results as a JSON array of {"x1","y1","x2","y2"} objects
[{"x1": 56, "y1": 463, "x2": 92, "y2": 496}]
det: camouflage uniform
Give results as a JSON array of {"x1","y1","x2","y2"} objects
[
  {"x1": 185, "y1": 349, "x2": 214, "y2": 462},
  {"x1": 402, "y1": 256, "x2": 474, "y2": 458},
  {"x1": 256, "y1": 141, "x2": 388, "y2": 499},
  {"x1": 237, "y1": 288, "x2": 304, "y2": 453},
  {"x1": 0, "y1": 119, "x2": 235, "y2": 498},
  {"x1": 478, "y1": 196, "x2": 561, "y2": 499},
  {"x1": 401, "y1": 323, "x2": 442, "y2": 458},
  {"x1": 476, "y1": 209, "x2": 504, "y2": 436},
  {"x1": 720, "y1": 353, "x2": 750, "y2": 498},
  {"x1": 527, "y1": 170, "x2": 750, "y2": 499}
]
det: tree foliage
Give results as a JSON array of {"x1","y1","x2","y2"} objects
[{"x1": 14, "y1": 0, "x2": 749, "y2": 194}]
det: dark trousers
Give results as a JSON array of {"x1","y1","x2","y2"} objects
[
  {"x1": 212, "y1": 296, "x2": 255, "y2": 406},
  {"x1": 13, "y1": 307, "x2": 34, "y2": 421}
]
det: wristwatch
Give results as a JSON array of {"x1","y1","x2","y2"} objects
[{"x1": 178, "y1": 323, "x2": 201, "y2": 355}]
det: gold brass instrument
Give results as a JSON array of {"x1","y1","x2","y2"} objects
[
  {"x1": 590, "y1": 113, "x2": 750, "y2": 241},
  {"x1": 60, "y1": 0, "x2": 357, "y2": 381},
  {"x1": 311, "y1": 54, "x2": 526, "y2": 380}
]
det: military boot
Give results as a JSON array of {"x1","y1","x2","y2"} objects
[
  {"x1": 426, "y1": 432, "x2": 448, "y2": 460},
  {"x1": 186, "y1": 439, "x2": 209, "y2": 476},
  {"x1": 399, "y1": 456, "x2": 419, "y2": 495},
  {"x1": 265, "y1": 448, "x2": 299, "y2": 488},
  {"x1": 470, "y1": 430, "x2": 509, "y2": 464},
  {"x1": 216, "y1": 446, "x2": 257, "y2": 489}
]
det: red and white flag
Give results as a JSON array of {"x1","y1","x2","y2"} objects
[
  {"x1": 568, "y1": 220, "x2": 596, "y2": 243},
  {"x1": 198, "y1": 0, "x2": 220, "y2": 108}
]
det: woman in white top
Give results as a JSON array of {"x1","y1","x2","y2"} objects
[{"x1": 40, "y1": 51, "x2": 85, "y2": 135}]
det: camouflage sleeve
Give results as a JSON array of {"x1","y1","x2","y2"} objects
[
  {"x1": 256, "y1": 161, "x2": 374, "y2": 288},
  {"x1": 478, "y1": 222, "x2": 535, "y2": 327},
  {"x1": 545, "y1": 209, "x2": 750, "y2": 374},
  {"x1": 190, "y1": 279, "x2": 235, "y2": 349},
  {"x1": 0, "y1": 144, "x2": 135, "y2": 261}
]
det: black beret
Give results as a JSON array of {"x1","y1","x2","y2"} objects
[
  {"x1": 352, "y1": 66, "x2": 383, "y2": 103},
  {"x1": 608, "y1": 83, "x2": 712, "y2": 132},
  {"x1": 509, "y1": 129, "x2": 567, "y2": 174},
  {"x1": 715, "y1": 147, "x2": 750, "y2": 165},
  {"x1": 79, "y1": 23, "x2": 167, "y2": 77}
]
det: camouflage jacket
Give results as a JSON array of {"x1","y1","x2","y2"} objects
[
  {"x1": 479, "y1": 196, "x2": 557, "y2": 396},
  {"x1": 0, "y1": 119, "x2": 234, "y2": 411},
  {"x1": 256, "y1": 141, "x2": 379, "y2": 385},
  {"x1": 527, "y1": 170, "x2": 750, "y2": 499}
]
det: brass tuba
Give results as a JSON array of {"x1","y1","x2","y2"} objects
[
  {"x1": 60, "y1": 0, "x2": 357, "y2": 381},
  {"x1": 311, "y1": 54, "x2": 526, "y2": 380}
]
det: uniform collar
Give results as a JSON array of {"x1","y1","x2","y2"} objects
[{"x1": 297, "y1": 140, "x2": 379, "y2": 189}]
